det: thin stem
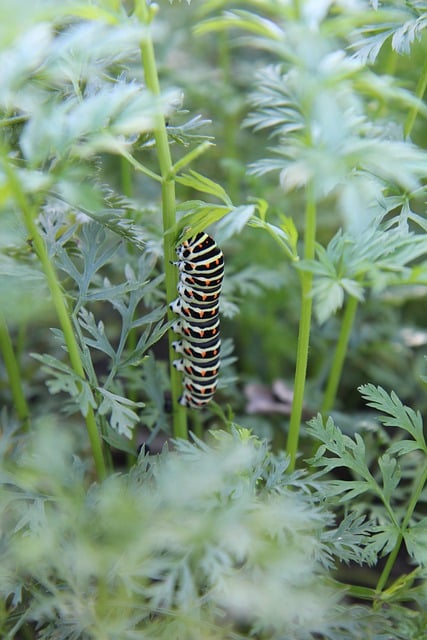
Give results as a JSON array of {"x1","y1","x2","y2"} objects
[
  {"x1": 0, "y1": 114, "x2": 27, "y2": 128},
  {"x1": 120, "y1": 155, "x2": 133, "y2": 198},
  {"x1": 404, "y1": 58, "x2": 427, "y2": 139},
  {"x1": 217, "y1": 31, "x2": 239, "y2": 202},
  {"x1": 375, "y1": 461, "x2": 427, "y2": 595},
  {"x1": 1, "y1": 153, "x2": 107, "y2": 480},
  {"x1": 375, "y1": 536, "x2": 402, "y2": 599},
  {"x1": 292, "y1": 0, "x2": 301, "y2": 19},
  {"x1": 119, "y1": 156, "x2": 137, "y2": 414},
  {"x1": 136, "y1": 0, "x2": 187, "y2": 439},
  {"x1": 384, "y1": 47, "x2": 397, "y2": 77},
  {"x1": 0, "y1": 314, "x2": 30, "y2": 429},
  {"x1": 120, "y1": 149, "x2": 162, "y2": 183},
  {"x1": 249, "y1": 218, "x2": 297, "y2": 263},
  {"x1": 321, "y1": 295, "x2": 359, "y2": 415},
  {"x1": 171, "y1": 140, "x2": 213, "y2": 176},
  {"x1": 286, "y1": 183, "x2": 316, "y2": 470}
]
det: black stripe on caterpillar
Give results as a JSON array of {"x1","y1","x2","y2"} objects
[
  {"x1": 177, "y1": 282, "x2": 220, "y2": 304},
  {"x1": 173, "y1": 358, "x2": 220, "y2": 379},
  {"x1": 172, "y1": 337, "x2": 221, "y2": 361},
  {"x1": 170, "y1": 298, "x2": 219, "y2": 320},
  {"x1": 178, "y1": 275, "x2": 223, "y2": 294},
  {"x1": 172, "y1": 317, "x2": 220, "y2": 341}
]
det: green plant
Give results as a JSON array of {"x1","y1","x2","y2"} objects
[
  {"x1": 0, "y1": 0, "x2": 244, "y2": 461},
  {"x1": 197, "y1": 0, "x2": 427, "y2": 466},
  {"x1": 2, "y1": 0, "x2": 427, "y2": 638},
  {"x1": 0, "y1": 422, "x2": 410, "y2": 639},
  {"x1": 307, "y1": 384, "x2": 427, "y2": 634}
]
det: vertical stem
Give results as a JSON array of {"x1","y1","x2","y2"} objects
[
  {"x1": 0, "y1": 314, "x2": 30, "y2": 429},
  {"x1": 384, "y1": 47, "x2": 397, "y2": 77},
  {"x1": 218, "y1": 31, "x2": 239, "y2": 201},
  {"x1": 120, "y1": 155, "x2": 137, "y2": 415},
  {"x1": 375, "y1": 462, "x2": 427, "y2": 595},
  {"x1": 375, "y1": 534, "x2": 403, "y2": 597},
  {"x1": 286, "y1": 183, "x2": 316, "y2": 470},
  {"x1": 404, "y1": 58, "x2": 427, "y2": 139},
  {"x1": 1, "y1": 153, "x2": 107, "y2": 480},
  {"x1": 292, "y1": 0, "x2": 301, "y2": 19},
  {"x1": 120, "y1": 156, "x2": 133, "y2": 198},
  {"x1": 136, "y1": 1, "x2": 187, "y2": 439},
  {"x1": 321, "y1": 295, "x2": 359, "y2": 415}
]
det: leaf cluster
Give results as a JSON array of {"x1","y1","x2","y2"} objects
[
  {"x1": 0, "y1": 422, "x2": 400, "y2": 640},
  {"x1": 307, "y1": 384, "x2": 427, "y2": 579},
  {"x1": 245, "y1": 45, "x2": 427, "y2": 201},
  {"x1": 198, "y1": 2, "x2": 427, "y2": 237},
  {"x1": 350, "y1": 1, "x2": 427, "y2": 64},
  {"x1": 299, "y1": 217, "x2": 427, "y2": 323},
  {"x1": 31, "y1": 218, "x2": 169, "y2": 443}
]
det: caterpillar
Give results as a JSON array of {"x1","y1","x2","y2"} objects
[{"x1": 170, "y1": 232, "x2": 224, "y2": 408}]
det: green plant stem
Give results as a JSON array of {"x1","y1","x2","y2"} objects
[
  {"x1": 384, "y1": 47, "x2": 397, "y2": 77},
  {"x1": 171, "y1": 140, "x2": 213, "y2": 176},
  {"x1": 321, "y1": 295, "x2": 359, "y2": 415},
  {"x1": 0, "y1": 114, "x2": 27, "y2": 128},
  {"x1": 0, "y1": 314, "x2": 30, "y2": 429},
  {"x1": 120, "y1": 155, "x2": 133, "y2": 198},
  {"x1": 2, "y1": 155, "x2": 107, "y2": 480},
  {"x1": 286, "y1": 184, "x2": 316, "y2": 470},
  {"x1": 292, "y1": 0, "x2": 301, "y2": 18},
  {"x1": 375, "y1": 461, "x2": 427, "y2": 596},
  {"x1": 404, "y1": 58, "x2": 427, "y2": 139},
  {"x1": 120, "y1": 153, "x2": 137, "y2": 413},
  {"x1": 218, "y1": 31, "x2": 239, "y2": 201},
  {"x1": 120, "y1": 149, "x2": 162, "y2": 183},
  {"x1": 136, "y1": 0, "x2": 187, "y2": 440}
]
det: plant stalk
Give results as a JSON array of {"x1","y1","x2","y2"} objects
[
  {"x1": 2, "y1": 153, "x2": 107, "y2": 479},
  {"x1": 321, "y1": 295, "x2": 359, "y2": 415},
  {"x1": 292, "y1": 0, "x2": 301, "y2": 19},
  {"x1": 218, "y1": 31, "x2": 239, "y2": 202},
  {"x1": 120, "y1": 155, "x2": 133, "y2": 198},
  {"x1": 286, "y1": 183, "x2": 316, "y2": 470},
  {"x1": 404, "y1": 58, "x2": 427, "y2": 139},
  {"x1": 0, "y1": 313, "x2": 30, "y2": 429},
  {"x1": 136, "y1": 0, "x2": 187, "y2": 439},
  {"x1": 375, "y1": 461, "x2": 427, "y2": 596}
]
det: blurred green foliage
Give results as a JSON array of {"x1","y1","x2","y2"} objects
[{"x1": 1, "y1": 0, "x2": 427, "y2": 637}]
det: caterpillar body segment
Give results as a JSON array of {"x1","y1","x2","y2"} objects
[
  {"x1": 169, "y1": 298, "x2": 219, "y2": 320},
  {"x1": 175, "y1": 260, "x2": 224, "y2": 280},
  {"x1": 172, "y1": 317, "x2": 220, "y2": 340},
  {"x1": 177, "y1": 283, "x2": 220, "y2": 304},
  {"x1": 183, "y1": 377, "x2": 218, "y2": 395},
  {"x1": 179, "y1": 392, "x2": 214, "y2": 408},
  {"x1": 173, "y1": 357, "x2": 220, "y2": 378},
  {"x1": 176, "y1": 232, "x2": 223, "y2": 263},
  {"x1": 178, "y1": 271, "x2": 223, "y2": 292},
  {"x1": 172, "y1": 338, "x2": 221, "y2": 361}
]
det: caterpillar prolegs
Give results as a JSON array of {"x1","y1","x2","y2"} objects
[{"x1": 170, "y1": 232, "x2": 224, "y2": 408}]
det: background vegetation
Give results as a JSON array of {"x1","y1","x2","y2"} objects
[{"x1": 1, "y1": 0, "x2": 427, "y2": 638}]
